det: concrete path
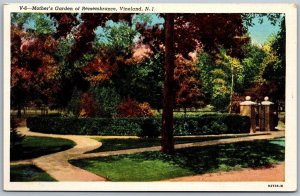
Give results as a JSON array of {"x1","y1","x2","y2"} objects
[
  {"x1": 15, "y1": 127, "x2": 107, "y2": 181},
  {"x1": 12, "y1": 127, "x2": 284, "y2": 181},
  {"x1": 72, "y1": 130, "x2": 284, "y2": 160}
]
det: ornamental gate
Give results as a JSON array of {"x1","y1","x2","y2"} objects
[{"x1": 240, "y1": 96, "x2": 275, "y2": 133}]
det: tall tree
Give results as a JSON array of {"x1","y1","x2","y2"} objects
[
  {"x1": 161, "y1": 14, "x2": 175, "y2": 154},
  {"x1": 11, "y1": 14, "x2": 60, "y2": 116},
  {"x1": 159, "y1": 14, "x2": 250, "y2": 153}
]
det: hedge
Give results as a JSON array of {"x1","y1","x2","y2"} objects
[{"x1": 27, "y1": 114, "x2": 250, "y2": 136}]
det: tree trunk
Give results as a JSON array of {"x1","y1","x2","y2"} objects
[
  {"x1": 161, "y1": 14, "x2": 175, "y2": 154},
  {"x1": 229, "y1": 66, "x2": 234, "y2": 113},
  {"x1": 17, "y1": 105, "x2": 22, "y2": 118}
]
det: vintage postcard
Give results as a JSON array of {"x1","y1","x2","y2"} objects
[{"x1": 3, "y1": 3, "x2": 297, "y2": 191}]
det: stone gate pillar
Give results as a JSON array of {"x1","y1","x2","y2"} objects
[
  {"x1": 240, "y1": 96, "x2": 256, "y2": 133},
  {"x1": 260, "y1": 96, "x2": 274, "y2": 131}
]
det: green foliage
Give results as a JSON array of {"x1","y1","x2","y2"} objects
[
  {"x1": 95, "y1": 21, "x2": 137, "y2": 57},
  {"x1": 11, "y1": 13, "x2": 56, "y2": 35},
  {"x1": 71, "y1": 139, "x2": 284, "y2": 181},
  {"x1": 241, "y1": 14, "x2": 282, "y2": 27},
  {"x1": 173, "y1": 114, "x2": 250, "y2": 135},
  {"x1": 10, "y1": 118, "x2": 24, "y2": 152},
  {"x1": 90, "y1": 85, "x2": 121, "y2": 117},
  {"x1": 139, "y1": 118, "x2": 161, "y2": 138},
  {"x1": 241, "y1": 44, "x2": 266, "y2": 88},
  {"x1": 111, "y1": 52, "x2": 164, "y2": 109},
  {"x1": 27, "y1": 116, "x2": 142, "y2": 136},
  {"x1": 27, "y1": 114, "x2": 250, "y2": 136},
  {"x1": 55, "y1": 36, "x2": 74, "y2": 68},
  {"x1": 266, "y1": 17, "x2": 286, "y2": 101}
]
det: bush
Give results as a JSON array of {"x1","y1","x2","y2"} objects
[
  {"x1": 117, "y1": 98, "x2": 153, "y2": 117},
  {"x1": 10, "y1": 118, "x2": 24, "y2": 159},
  {"x1": 27, "y1": 114, "x2": 250, "y2": 136},
  {"x1": 139, "y1": 118, "x2": 161, "y2": 138}
]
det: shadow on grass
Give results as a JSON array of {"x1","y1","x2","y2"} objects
[
  {"x1": 10, "y1": 164, "x2": 56, "y2": 182},
  {"x1": 72, "y1": 139, "x2": 285, "y2": 181},
  {"x1": 89, "y1": 135, "x2": 252, "y2": 153},
  {"x1": 11, "y1": 136, "x2": 75, "y2": 161}
]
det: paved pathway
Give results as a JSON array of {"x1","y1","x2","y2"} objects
[
  {"x1": 12, "y1": 127, "x2": 284, "y2": 181},
  {"x1": 14, "y1": 127, "x2": 107, "y2": 181},
  {"x1": 72, "y1": 131, "x2": 284, "y2": 160}
]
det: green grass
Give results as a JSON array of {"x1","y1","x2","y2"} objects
[
  {"x1": 10, "y1": 165, "x2": 56, "y2": 182},
  {"x1": 89, "y1": 135, "x2": 251, "y2": 153},
  {"x1": 11, "y1": 136, "x2": 76, "y2": 161},
  {"x1": 269, "y1": 137, "x2": 285, "y2": 147},
  {"x1": 72, "y1": 138, "x2": 285, "y2": 181}
]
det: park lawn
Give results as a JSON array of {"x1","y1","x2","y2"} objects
[
  {"x1": 71, "y1": 138, "x2": 285, "y2": 181},
  {"x1": 10, "y1": 164, "x2": 56, "y2": 182},
  {"x1": 89, "y1": 135, "x2": 254, "y2": 153},
  {"x1": 11, "y1": 136, "x2": 76, "y2": 161}
]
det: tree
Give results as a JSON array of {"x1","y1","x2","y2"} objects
[
  {"x1": 79, "y1": 92, "x2": 97, "y2": 117},
  {"x1": 174, "y1": 55, "x2": 203, "y2": 113},
  {"x1": 11, "y1": 14, "x2": 60, "y2": 116},
  {"x1": 268, "y1": 17, "x2": 286, "y2": 103},
  {"x1": 90, "y1": 85, "x2": 121, "y2": 117},
  {"x1": 241, "y1": 43, "x2": 266, "y2": 89},
  {"x1": 161, "y1": 14, "x2": 175, "y2": 154},
  {"x1": 111, "y1": 52, "x2": 164, "y2": 110},
  {"x1": 217, "y1": 48, "x2": 243, "y2": 113}
]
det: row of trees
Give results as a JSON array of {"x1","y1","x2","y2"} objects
[{"x1": 11, "y1": 13, "x2": 285, "y2": 153}]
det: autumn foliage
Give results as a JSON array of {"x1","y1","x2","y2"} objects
[
  {"x1": 174, "y1": 55, "x2": 204, "y2": 110},
  {"x1": 116, "y1": 98, "x2": 153, "y2": 117},
  {"x1": 79, "y1": 93, "x2": 97, "y2": 117}
]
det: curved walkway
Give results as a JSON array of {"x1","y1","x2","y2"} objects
[
  {"x1": 14, "y1": 127, "x2": 107, "y2": 181},
  {"x1": 12, "y1": 127, "x2": 284, "y2": 181}
]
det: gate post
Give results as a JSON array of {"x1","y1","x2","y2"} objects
[
  {"x1": 240, "y1": 96, "x2": 256, "y2": 133},
  {"x1": 261, "y1": 96, "x2": 274, "y2": 131}
]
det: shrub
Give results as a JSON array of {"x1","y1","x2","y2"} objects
[
  {"x1": 117, "y1": 98, "x2": 153, "y2": 117},
  {"x1": 27, "y1": 114, "x2": 250, "y2": 136},
  {"x1": 10, "y1": 118, "x2": 24, "y2": 160},
  {"x1": 139, "y1": 118, "x2": 161, "y2": 138}
]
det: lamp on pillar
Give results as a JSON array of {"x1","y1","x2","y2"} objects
[{"x1": 240, "y1": 96, "x2": 257, "y2": 133}]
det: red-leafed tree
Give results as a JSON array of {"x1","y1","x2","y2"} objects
[
  {"x1": 11, "y1": 15, "x2": 60, "y2": 116},
  {"x1": 80, "y1": 92, "x2": 97, "y2": 117},
  {"x1": 174, "y1": 55, "x2": 204, "y2": 113}
]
